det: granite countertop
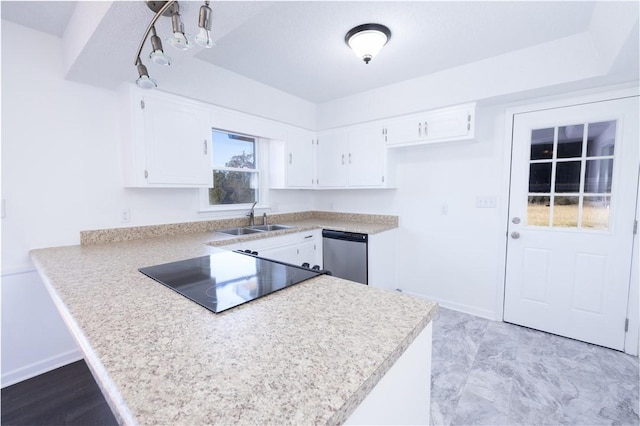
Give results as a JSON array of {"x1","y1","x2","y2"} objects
[
  {"x1": 79, "y1": 211, "x2": 398, "y2": 246},
  {"x1": 31, "y1": 223, "x2": 437, "y2": 425}
]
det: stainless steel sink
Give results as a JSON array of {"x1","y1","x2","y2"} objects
[
  {"x1": 216, "y1": 227, "x2": 264, "y2": 236},
  {"x1": 248, "y1": 224, "x2": 294, "y2": 232}
]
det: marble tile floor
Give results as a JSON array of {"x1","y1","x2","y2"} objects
[{"x1": 430, "y1": 307, "x2": 639, "y2": 426}]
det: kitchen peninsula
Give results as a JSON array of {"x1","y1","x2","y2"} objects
[{"x1": 30, "y1": 213, "x2": 438, "y2": 425}]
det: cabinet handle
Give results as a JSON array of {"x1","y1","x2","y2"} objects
[
  {"x1": 304, "y1": 235, "x2": 313, "y2": 239},
  {"x1": 349, "y1": 153, "x2": 352, "y2": 164},
  {"x1": 342, "y1": 154, "x2": 345, "y2": 165},
  {"x1": 289, "y1": 153, "x2": 292, "y2": 164},
  {"x1": 203, "y1": 140, "x2": 207, "y2": 155},
  {"x1": 424, "y1": 122, "x2": 428, "y2": 137},
  {"x1": 418, "y1": 122, "x2": 422, "y2": 137}
]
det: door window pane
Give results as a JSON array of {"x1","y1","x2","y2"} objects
[
  {"x1": 553, "y1": 196, "x2": 579, "y2": 228},
  {"x1": 555, "y1": 161, "x2": 581, "y2": 193},
  {"x1": 530, "y1": 128, "x2": 554, "y2": 160},
  {"x1": 528, "y1": 196, "x2": 550, "y2": 226},
  {"x1": 582, "y1": 196, "x2": 610, "y2": 230},
  {"x1": 587, "y1": 121, "x2": 616, "y2": 157},
  {"x1": 557, "y1": 124, "x2": 583, "y2": 158},
  {"x1": 529, "y1": 163, "x2": 552, "y2": 193},
  {"x1": 585, "y1": 159, "x2": 613, "y2": 193}
]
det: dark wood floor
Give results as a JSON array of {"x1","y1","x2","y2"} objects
[{"x1": 1, "y1": 360, "x2": 117, "y2": 426}]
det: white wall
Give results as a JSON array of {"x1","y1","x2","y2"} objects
[
  {"x1": 1, "y1": 271, "x2": 82, "y2": 387},
  {"x1": 0, "y1": 20, "x2": 316, "y2": 385}
]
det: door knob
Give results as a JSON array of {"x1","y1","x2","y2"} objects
[
  {"x1": 511, "y1": 231, "x2": 520, "y2": 239},
  {"x1": 512, "y1": 217, "x2": 521, "y2": 224}
]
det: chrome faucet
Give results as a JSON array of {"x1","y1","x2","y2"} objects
[{"x1": 247, "y1": 201, "x2": 258, "y2": 226}]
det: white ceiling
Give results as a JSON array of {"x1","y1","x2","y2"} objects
[
  {"x1": 1, "y1": 1, "x2": 76, "y2": 37},
  {"x1": 0, "y1": 1, "x2": 636, "y2": 103}
]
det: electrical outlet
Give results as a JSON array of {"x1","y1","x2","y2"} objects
[
  {"x1": 476, "y1": 196, "x2": 497, "y2": 208},
  {"x1": 120, "y1": 208, "x2": 131, "y2": 223},
  {"x1": 441, "y1": 204, "x2": 448, "y2": 215}
]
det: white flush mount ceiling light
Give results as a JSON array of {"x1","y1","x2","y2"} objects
[
  {"x1": 345, "y1": 23, "x2": 391, "y2": 64},
  {"x1": 134, "y1": 1, "x2": 214, "y2": 89}
]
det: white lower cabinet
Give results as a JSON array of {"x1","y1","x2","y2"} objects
[
  {"x1": 259, "y1": 244, "x2": 299, "y2": 265},
  {"x1": 222, "y1": 228, "x2": 397, "y2": 289},
  {"x1": 220, "y1": 230, "x2": 322, "y2": 268}
]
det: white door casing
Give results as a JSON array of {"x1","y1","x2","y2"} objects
[{"x1": 504, "y1": 97, "x2": 639, "y2": 351}]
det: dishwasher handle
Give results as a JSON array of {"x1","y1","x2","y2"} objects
[{"x1": 322, "y1": 229, "x2": 368, "y2": 243}]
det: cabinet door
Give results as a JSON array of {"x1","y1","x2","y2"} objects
[
  {"x1": 259, "y1": 244, "x2": 299, "y2": 265},
  {"x1": 297, "y1": 239, "x2": 318, "y2": 268},
  {"x1": 423, "y1": 107, "x2": 471, "y2": 142},
  {"x1": 287, "y1": 129, "x2": 315, "y2": 188},
  {"x1": 348, "y1": 125, "x2": 386, "y2": 187},
  {"x1": 385, "y1": 116, "x2": 422, "y2": 146},
  {"x1": 143, "y1": 95, "x2": 211, "y2": 186},
  {"x1": 317, "y1": 131, "x2": 348, "y2": 188}
]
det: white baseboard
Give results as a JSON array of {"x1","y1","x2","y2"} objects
[
  {"x1": 1, "y1": 348, "x2": 83, "y2": 388},
  {"x1": 399, "y1": 290, "x2": 498, "y2": 321}
]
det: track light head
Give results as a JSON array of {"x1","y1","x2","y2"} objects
[
  {"x1": 136, "y1": 60, "x2": 157, "y2": 89},
  {"x1": 149, "y1": 26, "x2": 170, "y2": 65},
  {"x1": 167, "y1": 4, "x2": 191, "y2": 50},
  {"x1": 195, "y1": 2, "x2": 214, "y2": 48}
]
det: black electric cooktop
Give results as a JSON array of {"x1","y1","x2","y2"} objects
[{"x1": 139, "y1": 251, "x2": 324, "y2": 313}]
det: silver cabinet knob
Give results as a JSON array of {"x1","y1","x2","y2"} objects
[
  {"x1": 511, "y1": 231, "x2": 520, "y2": 239},
  {"x1": 512, "y1": 217, "x2": 521, "y2": 224}
]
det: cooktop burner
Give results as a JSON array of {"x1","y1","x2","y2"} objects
[{"x1": 139, "y1": 251, "x2": 324, "y2": 313}]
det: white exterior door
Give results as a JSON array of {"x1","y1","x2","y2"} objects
[{"x1": 504, "y1": 97, "x2": 639, "y2": 351}]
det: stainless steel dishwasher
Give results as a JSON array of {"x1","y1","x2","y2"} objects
[{"x1": 322, "y1": 230, "x2": 368, "y2": 285}]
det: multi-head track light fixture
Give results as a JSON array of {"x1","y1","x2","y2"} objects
[{"x1": 134, "y1": 1, "x2": 213, "y2": 89}]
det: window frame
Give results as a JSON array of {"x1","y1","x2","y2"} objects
[{"x1": 198, "y1": 128, "x2": 269, "y2": 213}]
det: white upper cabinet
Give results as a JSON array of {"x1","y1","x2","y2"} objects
[
  {"x1": 270, "y1": 128, "x2": 316, "y2": 189},
  {"x1": 316, "y1": 130, "x2": 349, "y2": 188},
  {"x1": 385, "y1": 102, "x2": 476, "y2": 147},
  {"x1": 317, "y1": 124, "x2": 394, "y2": 189},
  {"x1": 287, "y1": 129, "x2": 316, "y2": 188},
  {"x1": 348, "y1": 124, "x2": 388, "y2": 187},
  {"x1": 121, "y1": 87, "x2": 212, "y2": 188}
]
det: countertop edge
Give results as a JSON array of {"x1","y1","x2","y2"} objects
[
  {"x1": 30, "y1": 254, "x2": 137, "y2": 426},
  {"x1": 328, "y1": 306, "x2": 438, "y2": 425}
]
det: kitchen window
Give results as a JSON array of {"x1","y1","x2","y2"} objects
[{"x1": 200, "y1": 129, "x2": 265, "y2": 211}]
